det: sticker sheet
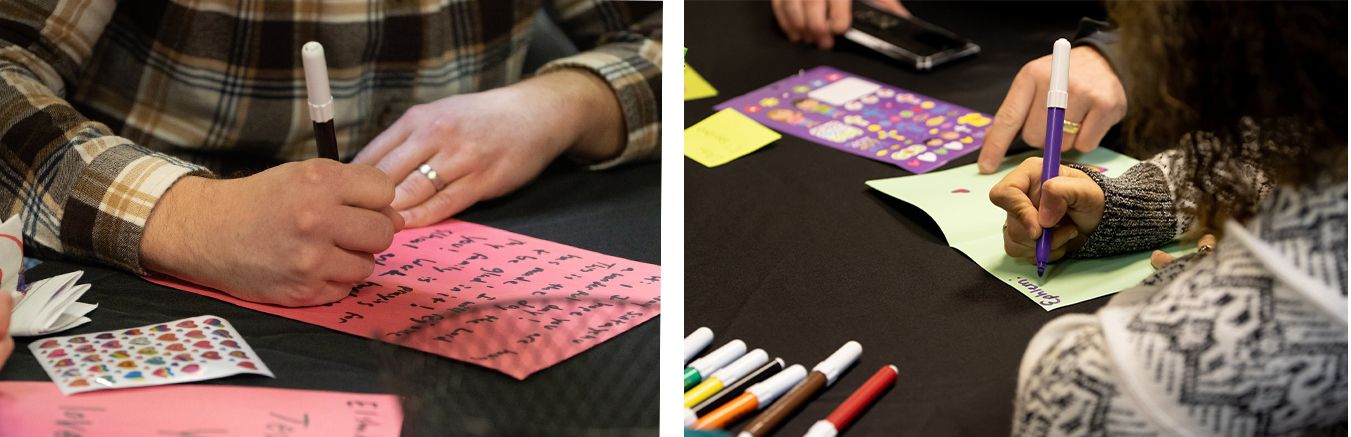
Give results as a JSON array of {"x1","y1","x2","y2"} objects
[
  {"x1": 0, "y1": 381, "x2": 401, "y2": 436},
  {"x1": 714, "y1": 66, "x2": 993, "y2": 174},
  {"x1": 148, "y1": 219, "x2": 661, "y2": 380},
  {"x1": 28, "y1": 315, "x2": 273, "y2": 395}
]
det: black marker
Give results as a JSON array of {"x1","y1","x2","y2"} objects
[{"x1": 302, "y1": 41, "x2": 339, "y2": 160}]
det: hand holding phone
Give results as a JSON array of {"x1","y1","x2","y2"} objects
[
  {"x1": 844, "y1": 1, "x2": 980, "y2": 71},
  {"x1": 771, "y1": 0, "x2": 910, "y2": 49}
]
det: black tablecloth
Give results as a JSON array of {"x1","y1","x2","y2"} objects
[
  {"x1": 1, "y1": 160, "x2": 661, "y2": 436},
  {"x1": 685, "y1": 2, "x2": 1111, "y2": 436}
]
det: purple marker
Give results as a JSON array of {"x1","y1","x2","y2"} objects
[{"x1": 1036, "y1": 39, "x2": 1071, "y2": 277}]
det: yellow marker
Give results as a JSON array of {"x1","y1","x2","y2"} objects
[{"x1": 684, "y1": 349, "x2": 768, "y2": 408}]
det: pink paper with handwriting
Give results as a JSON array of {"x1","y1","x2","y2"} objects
[
  {"x1": 147, "y1": 219, "x2": 661, "y2": 379},
  {"x1": 0, "y1": 381, "x2": 401, "y2": 436}
]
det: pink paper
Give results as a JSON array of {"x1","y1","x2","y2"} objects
[
  {"x1": 0, "y1": 381, "x2": 401, "y2": 436},
  {"x1": 147, "y1": 219, "x2": 661, "y2": 379}
]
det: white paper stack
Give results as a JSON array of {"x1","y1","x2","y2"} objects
[{"x1": 2, "y1": 215, "x2": 96, "y2": 336}]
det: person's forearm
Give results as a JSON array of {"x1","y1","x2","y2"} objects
[
  {"x1": 0, "y1": 56, "x2": 208, "y2": 272},
  {"x1": 536, "y1": 2, "x2": 662, "y2": 169},
  {"x1": 1068, "y1": 160, "x2": 1179, "y2": 259},
  {"x1": 513, "y1": 69, "x2": 626, "y2": 163}
]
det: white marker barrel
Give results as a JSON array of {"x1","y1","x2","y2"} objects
[
  {"x1": 745, "y1": 364, "x2": 808, "y2": 406},
  {"x1": 301, "y1": 41, "x2": 334, "y2": 122},
  {"x1": 684, "y1": 327, "x2": 714, "y2": 364},
  {"x1": 688, "y1": 339, "x2": 747, "y2": 379},
  {"x1": 811, "y1": 341, "x2": 862, "y2": 385},
  {"x1": 709, "y1": 349, "x2": 769, "y2": 385}
]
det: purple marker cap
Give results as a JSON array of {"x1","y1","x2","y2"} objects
[{"x1": 1036, "y1": 39, "x2": 1071, "y2": 277}]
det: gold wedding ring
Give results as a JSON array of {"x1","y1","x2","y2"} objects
[
  {"x1": 418, "y1": 163, "x2": 446, "y2": 191},
  {"x1": 1062, "y1": 120, "x2": 1081, "y2": 135},
  {"x1": 1198, "y1": 244, "x2": 1214, "y2": 254}
]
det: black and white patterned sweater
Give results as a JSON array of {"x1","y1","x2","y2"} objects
[{"x1": 1012, "y1": 149, "x2": 1348, "y2": 437}]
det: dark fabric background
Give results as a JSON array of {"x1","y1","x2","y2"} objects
[
  {"x1": 684, "y1": 2, "x2": 1115, "y2": 436},
  {"x1": 1, "y1": 159, "x2": 660, "y2": 436}
]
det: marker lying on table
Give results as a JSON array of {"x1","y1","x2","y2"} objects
[
  {"x1": 686, "y1": 358, "x2": 786, "y2": 426},
  {"x1": 686, "y1": 339, "x2": 747, "y2": 391},
  {"x1": 686, "y1": 327, "x2": 714, "y2": 364},
  {"x1": 692, "y1": 364, "x2": 808, "y2": 430},
  {"x1": 1036, "y1": 38, "x2": 1072, "y2": 277},
  {"x1": 738, "y1": 341, "x2": 862, "y2": 437},
  {"x1": 301, "y1": 41, "x2": 340, "y2": 160},
  {"x1": 802, "y1": 365, "x2": 898, "y2": 437},
  {"x1": 685, "y1": 348, "x2": 769, "y2": 408}
]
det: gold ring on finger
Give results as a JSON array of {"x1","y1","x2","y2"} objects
[{"x1": 1062, "y1": 120, "x2": 1081, "y2": 135}]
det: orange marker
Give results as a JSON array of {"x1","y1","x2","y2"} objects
[{"x1": 692, "y1": 364, "x2": 807, "y2": 430}]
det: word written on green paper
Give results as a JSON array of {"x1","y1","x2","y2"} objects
[{"x1": 866, "y1": 148, "x2": 1187, "y2": 310}]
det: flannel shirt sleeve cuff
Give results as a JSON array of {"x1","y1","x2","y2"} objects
[
  {"x1": 536, "y1": 39, "x2": 661, "y2": 170},
  {"x1": 61, "y1": 143, "x2": 212, "y2": 275}
]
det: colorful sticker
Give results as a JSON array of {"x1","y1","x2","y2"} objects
[
  {"x1": 957, "y1": 113, "x2": 993, "y2": 127},
  {"x1": 29, "y1": 315, "x2": 273, "y2": 395},
  {"x1": 808, "y1": 121, "x2": 864, "y2": 143}
]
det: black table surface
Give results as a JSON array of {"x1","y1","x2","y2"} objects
[
  {"x1": 1, "y1": 160, "x2": 661, "y2": 436},
  {"x1": 685, "y1": 2, "x2": 1112, "y2": 436}
]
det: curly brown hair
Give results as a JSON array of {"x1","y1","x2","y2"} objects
[{"x1": 1109, "y1": 1, "x2": 1347, "y2": 234}]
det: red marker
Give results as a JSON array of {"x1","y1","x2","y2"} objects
[{"x1": 801, "y1": 365, "x2": 897, "y2": 437}]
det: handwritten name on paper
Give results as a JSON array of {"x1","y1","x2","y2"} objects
[
  {"x1": 147, "y1": 219, "x2": 661, "y2": 379},
  {"x1": 0, "y1": 381, "x2": 401, "y2": 437}
]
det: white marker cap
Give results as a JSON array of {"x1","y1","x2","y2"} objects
[
  {"x1": 803, "y1": 420, "x2": 839, "y2": 437},
  {"x1": 709, "y1": 348, "x2": 769, "y2": 384},
  {"x1": 811, "y1": 341, "x2": 862, "y2": 386},
  {"x1": 301, "y1": 41, "x2": 334, "y2": 122},
  {"x1": 684, "y1": 408, "x2": 698, "y2": 427},
  {"x1": 1047, "y1": 38, "x2": 1071, "y2": 109},
  {"x1": 745, "y1": 364, "x2": 808, "y2": 406},
  {"x1": 688, "y1": 339, "x2": 746, "y2": 378},
  {"x1": 684, "y1": 327, "x2": 714, "y2": 364}
]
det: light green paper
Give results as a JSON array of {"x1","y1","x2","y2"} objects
[
  {"x1": 685, "y1": 65, "x2": 718, "y2": 101},
  {"x1": 684, "y1": 109, "x2": 780, "y2": 167},
  {"x1": 866, "y1": 148, "x2": 1188, "y2": 310}
]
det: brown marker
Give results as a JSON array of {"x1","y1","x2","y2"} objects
[{"x1": 737, "y1": 341, "x2": 861, "y2": 437}]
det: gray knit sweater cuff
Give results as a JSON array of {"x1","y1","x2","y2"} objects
[{"x1": 1068, "y1": 163, "x2": 1178, "y2": 259}]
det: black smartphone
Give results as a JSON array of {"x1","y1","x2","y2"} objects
[{"x1": 844, "y1": 1, "x2": 980, "y2": 71}]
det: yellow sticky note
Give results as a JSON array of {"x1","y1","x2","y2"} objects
[
  {"x1": 684, "y1": 109, "x2": 780, "y2": 167},
  {"x1": 684, "y1": 65, "x2": 718, "y2": 101}
]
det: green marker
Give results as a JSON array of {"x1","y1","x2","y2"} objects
[{"x1": 684, "y1": 339, "x2": 746, "y2": 391}]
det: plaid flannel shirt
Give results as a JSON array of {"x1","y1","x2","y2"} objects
[{"x1": 0, "y1": 0, "x2": 662, "y2": 274}]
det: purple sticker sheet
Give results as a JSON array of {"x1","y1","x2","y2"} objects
[{"x1": 714, "y1": 66, "x2": 993, "y2": 174}]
